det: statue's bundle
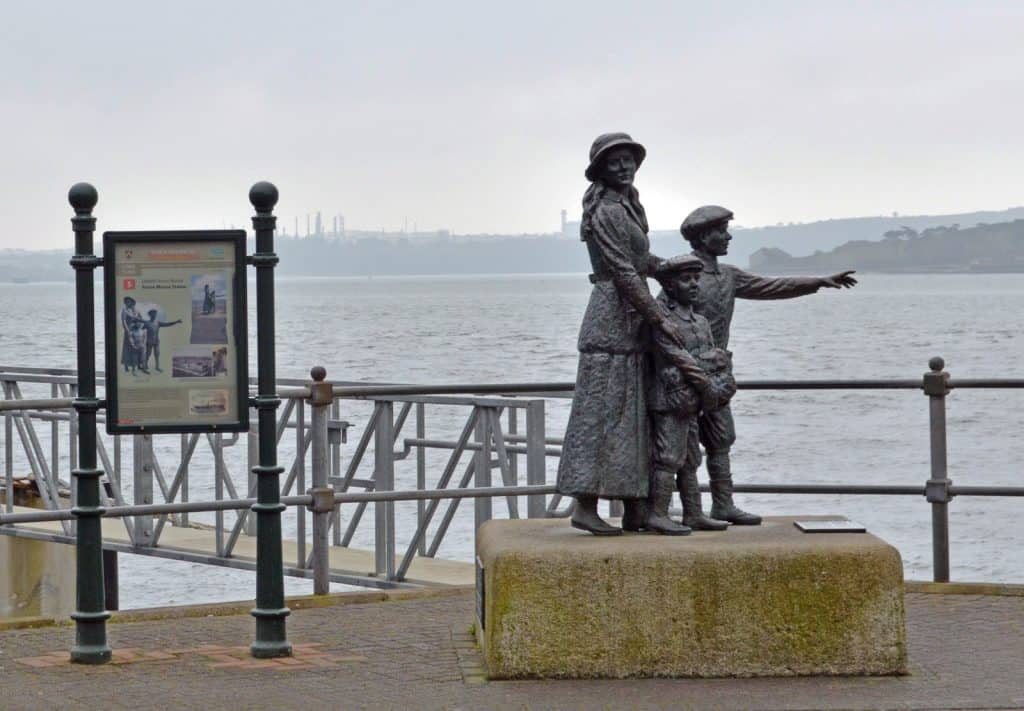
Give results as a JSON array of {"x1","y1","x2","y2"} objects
[{"x1": 663, "y1": 348, "x2": 736, "y2": 416}]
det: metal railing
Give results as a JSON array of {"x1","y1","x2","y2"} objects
[
  {"x1": 1, "y1": 357, "x2": 1023, "y2": 599},
  {"x1": 0, "y1": 365, "x2": 559, "y2": 590}
]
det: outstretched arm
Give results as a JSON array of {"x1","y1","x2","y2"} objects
[
  {"x1": 158, "y1": 320, "x2": 183, "y2": 327},
  {"x1": 733, "y1": 266, "x2": 852, "y2": 300}
]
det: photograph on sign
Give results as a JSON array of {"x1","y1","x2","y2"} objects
[{"x1": 103, "y1": 231, "x2": 249, "y2": 434}]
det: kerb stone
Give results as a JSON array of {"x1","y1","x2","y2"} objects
[{"x1": 476, "y1": 516, "x2": 907, "y2": 679}]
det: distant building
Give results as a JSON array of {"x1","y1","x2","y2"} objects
[{"x1": 560, "y1": 209, "x2": 581, "y2": 239}]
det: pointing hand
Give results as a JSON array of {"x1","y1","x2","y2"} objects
[{"x1": 820, "y1": 270, "x2": 857, "y2": 289}]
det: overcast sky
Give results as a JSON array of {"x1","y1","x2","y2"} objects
[{"x1": 4, "y1": 1, "x2": 1023, "y2": 248}]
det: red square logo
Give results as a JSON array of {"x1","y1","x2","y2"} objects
[{"x1": 123, "y1": 278, "x2": 136, "y2": 290}]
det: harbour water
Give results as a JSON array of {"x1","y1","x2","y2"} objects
[{"x1": 1, "y1": 272, "x2": 1022, "y2": 607}]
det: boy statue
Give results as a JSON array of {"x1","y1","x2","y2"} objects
[
  {"x1": 143, "y1": 309, "x2": 183, "y2": 372},
  {"x1": 681, "y1": 205, "x2": 857, "y2": 524},
  {"x1": 646, "y1": 255, "x2": 737, "y2": 534}
]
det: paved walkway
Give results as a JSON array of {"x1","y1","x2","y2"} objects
[{"x1": 0, "y1": 589, "x2": 1022, "y2": 710}]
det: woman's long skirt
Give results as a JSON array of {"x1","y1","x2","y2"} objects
[{"x1": 555, "y1": 350, "x2": 650, "y2": 500}]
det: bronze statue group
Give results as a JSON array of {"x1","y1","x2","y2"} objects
[
  {"x1": 557, "y1": 133, "x2": 857, "y2": 535},
  {"x1": 120, "y1": 296, "x2": 183, "y2": 376}
]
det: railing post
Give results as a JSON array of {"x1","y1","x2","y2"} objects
[
  {"x1": 474, "y1": 408, "x2": 492, "y2": 530},
  {"x1": 248, "y1": 181, "x2": 291, "y2": 659},
  {"x1": 924, "y1": 356, "x2": 953, "y2": 583},
  {"x1": 307, "y1": 366, "x2": 333, "y2": 595},
  {"x1": 525, "y1": 400, "x2": 546, "y2": 518},
  {"x1": 330, "y1": 398, "x2": 342, "y2": 546},
  {"x1": 374, "y1": 401, "x2": 396, "y2": 579},
  {"x1": 179, "y1": 434, "x2": 189, "y2": 527},
  {"x1": 214, "y1": 433, "x2": 224, "y2": 556},
  {"x1": 4, "y1": 411, "x2": 12, "y2": 514},
  {"x1": 416, "y1": 402, "x2": 427, "y2": 556},
  {"x1": 68, "y1": 182, "x2": 111, "y2": 664},
  {"x1": 51, "y1": 382, "x2": 59, "y2": 485},
  {"x1": 295, "y1": 398, "x2": 306, "y2": 569},
  {"x1": 132, "y1": 434, "x2": 154, "y2": 545}
]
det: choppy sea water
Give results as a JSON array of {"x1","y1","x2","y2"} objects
[{"x1": 1, "y1": 272, "x2": 1022, "y2": 608}]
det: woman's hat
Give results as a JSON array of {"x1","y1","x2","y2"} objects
[{"x1": 585, "y1": 132, "x2": 646, "y2": 182}]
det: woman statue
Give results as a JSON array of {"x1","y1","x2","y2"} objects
[
  {"x1": 556, "y1": 133, "x2": 710, "y2": 535},
  {"x1": 120, "y1": 296, "x2": 144, "y2": 374}
]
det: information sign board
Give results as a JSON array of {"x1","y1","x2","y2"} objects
[{"x1": 103, "y1": 231, "x2": 249, "y2": 434}]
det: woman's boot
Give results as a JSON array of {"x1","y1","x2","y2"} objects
[
  {"x1": 570, "y1": 495, "x2": 622, "y2": 536},
  {"x1": 644, "y1": 471, "x2": 691, "y2": 535},
  {"x1": 676, "y1": 469, "x2": 728, "y2": 531}
]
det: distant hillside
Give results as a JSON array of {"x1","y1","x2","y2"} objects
[
  {"x1": 749, "y1": 220, "x2": 1024, "y2": 274},
  {"x1": 722, "y1": 207, "x2": 1024, "y2": 267},
  {"x1": 0, "y1": 249, "x2": 74, "y2": 282}
]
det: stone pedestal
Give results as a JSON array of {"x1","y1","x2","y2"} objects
[
  {"x1": 475, "y1": 516, "x2": 906, "y2": 679},
  {"x1": 1, "y1": 536, "x2": 76, "y2": 620}
]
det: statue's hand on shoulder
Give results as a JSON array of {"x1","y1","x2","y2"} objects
[
  {"x1": 820, "y1": 270, "x2": 858, "y2": 289},
  {"x1": 660, "y1": 318, "x2": 689, "y2": 350}
]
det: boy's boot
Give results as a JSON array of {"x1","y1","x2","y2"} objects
[
  {"x1": 707, "y1": 450, "x2": 762, "y2": 525},
  {"x1": 677, "y1": 468, "x2": 728, "y2": 531},
  {"x1": 644, "y1": 470, "x2": 691, "y2": 535},
  {"x1": 621, "y1": 499, "x2": 646, "y2": 532}
]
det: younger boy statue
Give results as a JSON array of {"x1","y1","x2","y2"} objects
[{"x1": 646, "y1": 255, "x2": 737, "y2": 534}]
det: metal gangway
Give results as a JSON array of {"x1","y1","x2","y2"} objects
[{"x1": 0, "y1": 364, "x2": 562, "y2": 591}]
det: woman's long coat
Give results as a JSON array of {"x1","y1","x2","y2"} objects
[{"x1": 555, "y1": 191, "x2": 665, "y2": 499}]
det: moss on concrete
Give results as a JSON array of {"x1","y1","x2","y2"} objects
[{"x1": 477, "y1": 517, "x2": 907, "y2": 679}]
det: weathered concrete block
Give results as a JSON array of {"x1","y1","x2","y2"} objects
[
  {"x1": 476, "y1": 517, "x2": 906, "y2": 679},
  {"x1": 1, "y1": 536, "x2": 75, "y2": 620}
]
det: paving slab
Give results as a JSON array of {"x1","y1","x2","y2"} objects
[{"x1": 0, "y1": 589, "x2": 1022, "y2": 710}]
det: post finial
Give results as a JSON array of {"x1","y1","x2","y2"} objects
[
  {"x1": 249, "y1": 181, "x2": 279, "y2": 212},
  {"x1": 68, "y1": 183, "x2": 98, "y2": 214},
  {"x1": 310, "y1": 366, "x2": 327, "y2": 382},
  {"x1": 928, "y1": 356, "x2": 945, "y2": 373}
]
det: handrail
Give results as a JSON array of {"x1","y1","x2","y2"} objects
[
  {"x1": 0, "y1": 398, "x2": 74, "y2": 412},
  {"x1": 4, "y1": 481, "x2": 1023, "y2": 527},
  {"x1": 0, "y1": 360, "x2": 1020, "y2": 599},
  {"x1": 5, "y1": 377, "x2": 1024, "y2": 412},
  {"x1": 0, "y1": 484, "x2": 560, "y2": 524}
]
